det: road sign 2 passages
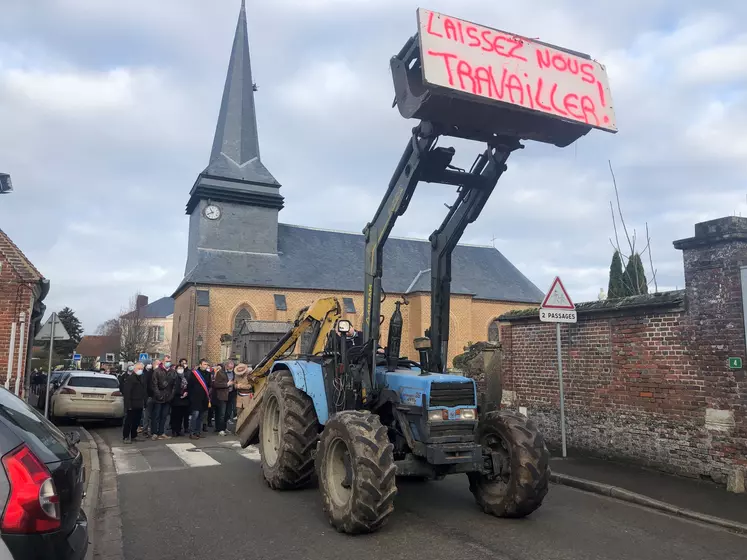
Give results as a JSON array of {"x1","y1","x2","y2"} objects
[{"x1": 540, "y1": 276, "x2": 577, "y2": 323}]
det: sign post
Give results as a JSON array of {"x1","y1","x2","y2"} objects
[
  {"x1": 35, "y1": 313, "x2": 71, "y2": 418},
  {"x1": 539, "y1": 276, "x2": 577, "y2": 458}
]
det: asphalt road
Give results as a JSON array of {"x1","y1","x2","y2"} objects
[{"x1": 90, "y1": 426, "x2": 745, "y2": 560}]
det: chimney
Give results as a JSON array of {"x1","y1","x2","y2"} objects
[{"x1": 136, "y1": 295, "x2": 149, "y2": 309}]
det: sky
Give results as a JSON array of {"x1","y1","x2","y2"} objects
[{"x1": 1, "y1": 0, "x2": 746, "y2": 334}]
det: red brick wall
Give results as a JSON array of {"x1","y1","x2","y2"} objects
[
  {"x1": 499, "y1": 217, "x2": 747, "y2": 484},
  {"x1": 0, "y1": 256, "x2": 34, "y2": 394}
]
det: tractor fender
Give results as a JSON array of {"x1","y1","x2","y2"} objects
[{"x1": 272, "y1": 360, "x2": 330, "y2": 425}]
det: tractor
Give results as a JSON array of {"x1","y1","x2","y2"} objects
[{"x1": 235, "y1": 7, "x2": 616, "y2": 534}]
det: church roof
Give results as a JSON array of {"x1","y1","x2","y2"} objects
[{"x1": 175, "y1": 224, "x2": 543, "y2": 304}]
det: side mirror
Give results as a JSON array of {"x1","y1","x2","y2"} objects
[{"x1": 65, "y1": 431, "x2": 81, "y2": 446}]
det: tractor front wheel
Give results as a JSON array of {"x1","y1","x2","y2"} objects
[
  {"x1": 259, "y1": 369, "x2": 320, "y2": 490},
  {"x1": 316, "y1": 410, "x2": 397, "y2": 534},
  {"x1": 468, "y1": 410, "x2": 549, "y2": 518}
]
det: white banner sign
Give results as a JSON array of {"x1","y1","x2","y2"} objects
[{"x1": 417, "y1": 8, "x2": 617, "y2": 133}]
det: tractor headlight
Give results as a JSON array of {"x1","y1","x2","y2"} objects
[
  {"x1": 457, "y1": 408, "x2": 476, "y2": 420},
  {"x1": 428, "y1": 409, "x2": 447, "y2": 422}
]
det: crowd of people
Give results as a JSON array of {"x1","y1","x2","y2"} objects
[{"x1": 118, "y1": 355, "x2": 252, "y2": 444}]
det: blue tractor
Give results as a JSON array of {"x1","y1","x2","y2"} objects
[{"x1": 238, "y1": 8, "x2": 616, "y2": 534}]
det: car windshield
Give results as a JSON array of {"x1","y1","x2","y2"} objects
[
  {"x1": 68, "y1": 376, "x2": 120, "y2": 389},
  {"x1": 0, "y1": 388, "x2": 73, "y2": 463}
]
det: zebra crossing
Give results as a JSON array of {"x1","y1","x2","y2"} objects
[{"x1": 111, "y1": 439, "x2": 261, "y2": 475}]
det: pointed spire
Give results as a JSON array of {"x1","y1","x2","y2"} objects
[{"x1": 203, "y1": 0, "x2": 278, "y2": 186}]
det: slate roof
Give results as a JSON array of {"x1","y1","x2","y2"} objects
[
  {"x1": 176, "y1": 224, "x2": 543, "y2": 304},
  {"x1": 0, "y1": 228, "x2": 43, "y2": 283},
  {"x1": 138, "y1": 297, "x2": 174, "y2": 318},
  {"x1": 201, "y1": 0, "x2": 277, "y2": 188}
]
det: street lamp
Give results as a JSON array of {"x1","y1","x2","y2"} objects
[{"x1": 0, "y1": 173, "x2": 13, "y2": 194}]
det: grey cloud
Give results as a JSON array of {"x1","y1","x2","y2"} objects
[{"x1": 0, "y1": 0, "x2": 745, "y2": 331}]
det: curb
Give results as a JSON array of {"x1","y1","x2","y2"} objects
[
  {"x1": 551, "y1": 472, "x2": 747, "y2": 535},
  {"x1": 79, "y1": 427, "x2": 99, "y2": 560}
]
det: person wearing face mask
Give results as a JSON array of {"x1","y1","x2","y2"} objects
[
  {"x1": 122, "y1": 362, "x2": 147, "y2": 444},
  {"x1": 188, "y1": 359, "x2": 212, "y2": 439},
  {"x1": 170, "y1": 364, "x2": 191, "y2": 436},
  {"x1": 139, "y1": 362, "x2": 155, "y2": 434},
  {"x1": 151, "y1": 356, "x2": 177, "y2": 440}
]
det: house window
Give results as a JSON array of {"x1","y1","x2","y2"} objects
[
  {"x1": 274, "y1": 294, "x2": 287, "y2": 311},
  {"x1": 233, "y1": 308, "x2": 252, "y2": 335},
  {"x1": 343, "y1": 297, "x2": 356, "y2": 314},
  {"x1": 148, "y1": 326, "x2": 165, "y2": 342},
  {"x1": 488, "y1": 320, "x2": 500, "y2": 343},
  {"x1": 105, "y1": 353, "x2": 115, "y2": 363}
]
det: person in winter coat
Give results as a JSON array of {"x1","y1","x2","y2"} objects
[
  {"x1": 140, "y1": 362, "x2": 155, "y2": 436},
  {"x1": 122, "y1": 363, "x2": 147, "y2": 444},
  {"x1": 207, "y1": 364, "x2": 222, "y2": 429},
  {"x1": 151, "y1": 357, "x2": 177, "y2": 440},
  {"x1": 211, "y1": 366, "x2": 231, "y2": 435},
  {"x1": 223, "y1": 360, "x2": 237, "y2": 425},
  {"x1": 188, "y1": 359, "x2": 212, "y2": 439},
  {"x1": 170, "y1": 365, "x2": 191, "y2": 436}
]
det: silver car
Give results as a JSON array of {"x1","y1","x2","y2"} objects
[{"x1": 49, "y1": 372, "x2": 124, "y2": 423}]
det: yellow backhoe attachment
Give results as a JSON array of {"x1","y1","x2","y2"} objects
[{"x1": 235, "y1": 297, "x2": 341, "y2": 447}]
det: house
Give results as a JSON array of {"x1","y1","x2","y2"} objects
[
  {"x1": 0, "y1": 228, "x2": 48, "y2": 396},
  {"x1": 75, "y1": 335, "x2": 120, "y2": 368}
]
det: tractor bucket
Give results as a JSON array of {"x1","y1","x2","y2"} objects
[{"x1": 391, "y1": 9, "x2": 617, "y2": 147}]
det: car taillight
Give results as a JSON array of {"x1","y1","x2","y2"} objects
[
  {"x1": 1, "y1": 445, "x2": 61, "y2": 533},
  {"x1": 111, "y1": 391, "x2": 122, "y2": 397},
  {"x1": 59, "y1": 387, "x2": 76, "y2": 395}
]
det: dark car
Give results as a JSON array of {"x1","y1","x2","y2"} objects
[{"x1": 0, "y1": 388, "x2": 87, "y2": 559}]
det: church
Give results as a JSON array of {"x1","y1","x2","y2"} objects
[{"x1": 170, "y1": 2, "x2": 543, "y2": 368}]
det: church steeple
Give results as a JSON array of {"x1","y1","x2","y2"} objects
[
  {"x1": 184, "y1": 0, "x2": 283, "y2": 274},
  {"x1": 186, "y1": 0, "x2": 282, "y2": 215}
]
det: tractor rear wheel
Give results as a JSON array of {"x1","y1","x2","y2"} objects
[
  {"x1": 259, "y1": 369, "x2": 319, "y2": 490},
  {"x1": 316, "y1": 410, "x2": 397, "y2": 534},
  {"x1": 468, "y1": 411, "x2": 549, "y2": 518}
]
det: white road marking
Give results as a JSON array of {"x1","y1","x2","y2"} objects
[
  {"x1": 219, "y1": 440, "x2": 261, "y2": 462},
  {"x1": 166, "y1": 443, "x2": 221, "y2": 467},
  {"x1": 112, "y1": 446, "x2": 151, "y2": 475}
]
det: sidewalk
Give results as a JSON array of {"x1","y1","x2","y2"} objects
[{"x1": 550, "y1": 455, "x2": 747, "y2": 526}]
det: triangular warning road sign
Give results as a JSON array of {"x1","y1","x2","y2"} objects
[
  {"x1": 541, "y1": 276, "x2": 575, "y2": 310},
  {"x1": 35, "y1": 312, "x2": 71, "y2": 341}
]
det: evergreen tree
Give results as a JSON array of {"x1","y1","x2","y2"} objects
[
  {"x1": 56, "y1": 307, "x2": 84, "y2": 358},
  {"x1": 607, "y1": 251, "x2": 625, "y2": 299},
  {"x1": 623, "y1": 253, "x2": 648, "y2": 295},
  {"x1": 633, "y1": 253, "x2": 648, "y2": 294}
]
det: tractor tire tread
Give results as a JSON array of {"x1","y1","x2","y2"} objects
[
  {"x1": 316, "y1": 411, "x2": 397, "y2": 534},
  {"x1": 468, "y1": 410, "x2": 550, "y2": 518},
  {"x1": 260, "y1": 370, "x2": 320, "y2": 490}
]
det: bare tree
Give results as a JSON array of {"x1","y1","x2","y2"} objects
[
  {"x1": 608, "y1": 160, "x2": 658, "y2": 295},
  {"x1": 95, "y1": 293, "x2": 154, "y2": 362}
]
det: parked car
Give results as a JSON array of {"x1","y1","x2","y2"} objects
[
  {"x1": 0, "y1": 387, "x2": 88, "y2": 559},
  {"x1": 50, "y1": 373, "x2": 124, "y2": 423},
  {"x1": 33, "y1": 371, "x2": 73, "y2": 412}
]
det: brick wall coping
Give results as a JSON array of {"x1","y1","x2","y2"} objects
[{"x1": 497, "y1": 289, "x2": 686, "y2": 322}]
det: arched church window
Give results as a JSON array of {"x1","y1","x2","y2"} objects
[
  {"x1": 233, "y1": 307, "x2": 252, "y2": 335},
  {"x1": 488, "y1": 320, "x2": 500, "y2": 342}
]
